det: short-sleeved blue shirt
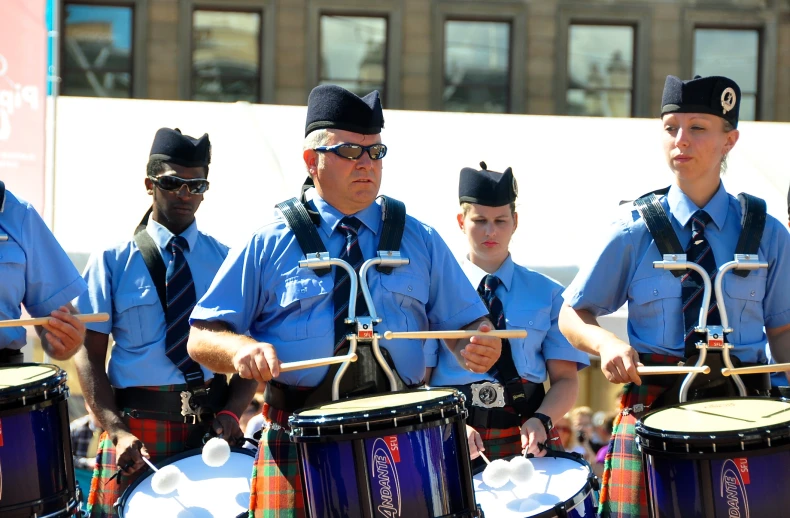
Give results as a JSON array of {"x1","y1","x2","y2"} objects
[
  {"x1": 75, "y1": 219, "x2": 228, "y2": 388},
  {"x1": 191, "y1": 189, "x2": 488, "y2": 387},
  {"x1": 427, "y1": 255, "x2": 589, "y2": 386},
  {"x1": 0, "y1": 189, "x2": 87, "y2": 349},
  {"x1": 564, "y1": 183, "x2": 790, "y2": 363}
]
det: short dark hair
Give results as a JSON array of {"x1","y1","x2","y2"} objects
[{"x1": 146, "y1": 158, "x2": 209, "y2": 178}]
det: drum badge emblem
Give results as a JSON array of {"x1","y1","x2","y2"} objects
[
  {"x1": 370, "y1": 437, "x2": 402, "y2": 517},
  {"x1": 719, "y1": 458, "x2": 749, "y2": 518},
  {"x1": 721, "y1": 87, "x2": 736, "y2": 115}
]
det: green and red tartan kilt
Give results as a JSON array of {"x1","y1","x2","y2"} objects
[
  {"x1": 86, "y1": 386, "x2": 204, "y2": 518},
  {"x1": 598, "y1": 353, "x2": 681, "y2": 518},
  {"x1": 248, "y1": 404, "x2": 305, "y2": 518}
]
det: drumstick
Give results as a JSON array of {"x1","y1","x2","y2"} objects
[
  {"x1": 478, "y1": 451, "x2": 491, "y2": 465},
  {"x1": 279, "y1": 353, "x2": 357, "y2": 373},
  {"x1": 383, "y1": 330, "x2": 527, "y2": 340},
  {"x1": 0, "y1": 312, "x2": 110, "y2": 328},
  {"x1": 722, "y1": 363, "x2": 790, "y2": 376},
  {"x1": 636, "y1": 365, "x2": 710, "y2": 375}
]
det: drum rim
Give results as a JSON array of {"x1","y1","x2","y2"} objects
[
  {"x1": 472, "y1": 451, "x2": 597, "y2": 518},
  {"x1": 289, "y1": 387, "x2": 463, "y2": 426},
  {"x1": 116, "y1": 446, "x2": 255, "y2": 515},
  {"x1": 291, "y1": 409, "x2": 465, "y2": 442},
  {"x1": 0, "y1": 362, "x2": 67, "y2": 407},
  {"x1": 636, "y1": 397, "x2": 790, "y2": 447}
]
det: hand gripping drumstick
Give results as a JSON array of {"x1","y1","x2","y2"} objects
[
  {"x1": 383, "y1": 329, "x2": 527, "y2": 340},
  {"x1": 0, "y1": 312, "x2": 110, "y2": 328},
  {"x1": 278, "y1": 353, "x2": 358, "y2": 373}
]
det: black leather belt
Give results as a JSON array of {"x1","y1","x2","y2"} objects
[
  {"x1": 449, "y1": 383, "x2": 532, "y2": 429},
  {"x1": 0, "y1": 348, "x2": 24, "y2": 365},
  {"x1": 115, "y1": 385, "x2": 214, "y2": 425}
]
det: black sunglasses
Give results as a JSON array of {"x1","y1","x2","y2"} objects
[
  {"x1": 314, "y1": 143, "x2": 388, "y2": 160},
  {"x1": 148, "y1": 175, "x2": 210, "y2": 194}
]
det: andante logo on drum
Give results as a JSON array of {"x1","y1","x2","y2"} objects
[
  {"x1": 371, "y1": 437, "x2": 402, "y2": 517},
  {"x1": 719, "y1": 459, "x2": 750, "y2": 518}
]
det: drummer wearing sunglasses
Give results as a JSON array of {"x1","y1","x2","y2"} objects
[
  {"x1": 73, "y1": 128, "x2": 257, "y2": 518},
  {"x1": 187, "y1": 85, "x2": 502, "y2": 517}
]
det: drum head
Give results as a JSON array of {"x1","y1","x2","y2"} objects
[
  {"x1": 118, "y1": 448, "x2": 254, "y2": 518},
  {"x1": 473, "y1": 454, "x2": 593, "y2": 517},
  {"x1": 638, "y1": 398, "x2": 790, "y2": 452},
  {"x1": 0, "y1": 363, "x2": 66, "y2": 408}
]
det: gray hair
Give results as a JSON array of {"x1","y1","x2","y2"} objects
[{"x1": 303, "y1": 129, "x2": 331, "y2": 152}]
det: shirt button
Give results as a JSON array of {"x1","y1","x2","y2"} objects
[
  {"x1": 653, "y1": 289, "x2": 659, "y2": 296},
  {"x1": 301, "y1": 287, "x2": 308, "y2": 293},
  {"x1": 528, "y1": 321, "x2": 534, "y2": 326},
  {"x1": 407, "y1": 286, "x2": 413, "y2": 292},
  {"x1": 750, "y1": 290, "x2": 756, "y2": 297}
]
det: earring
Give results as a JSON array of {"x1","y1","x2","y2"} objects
[{"x1": 147, "y1": 189, "x2": 153, "y2": 194}]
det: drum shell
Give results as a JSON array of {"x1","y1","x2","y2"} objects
[
  {"x1": 636, "y1": 397, "x2": 790, "y2": 518},
  {"x1": 0, "y1": 364, "x2": 77, "y2": 518},
  {"x1": 290, "y1": 389, "x2": 480, "y2": 518}
]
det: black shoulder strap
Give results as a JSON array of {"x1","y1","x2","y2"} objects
[
  {"x1": 376, "y1": 196, "x2": 406, "y2": 274},
  {"x1": 733, "y1": 193, "x2": 767, "y2": 278},
  {"x1": 633, "y1": 186, "x2": 685, "y2": 278},
  {"x1": 275, "y1": 196, "x2": 331, "y2": 277},
  {"x1": 132, "y1": 208, "x2": 205, "y2": 390},
  {"x1": 133, "y1": 208, "x2": 168, "y2": 311}
]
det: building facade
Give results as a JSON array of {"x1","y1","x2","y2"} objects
[{"x1": 60, "y1": 0, "x2": 787, "y2": 119}]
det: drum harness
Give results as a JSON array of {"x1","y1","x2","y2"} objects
[
  {"x1": 625, "y1": 188, "x2": 771, "y2": 415},
  {"x1": 264, "y1": 178, "x2": 420, "y2": 418},
  {"x1": 112, "y1": 208, "x2": 229, "y2": 430}
]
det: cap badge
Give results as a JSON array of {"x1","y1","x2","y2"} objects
[{"x1": 721, "y1": 87, "x2": 736, "y2": 115}]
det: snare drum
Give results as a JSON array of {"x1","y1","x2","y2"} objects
[
  {"x1": 473, "y1": 452, "x2": 599, "y2": 517},
  {"x1": 290, "y1": 388, "x2": 481, "y2": 517},
  {"x1": 636, "y1": 398, "x2": 790, "y2": 518},
  {"x1": 117, "y1": 447, "x2": 255, "y2": 517},
  {"x1": 0, "y1": 363, "x2": 77, "y2": 518}
]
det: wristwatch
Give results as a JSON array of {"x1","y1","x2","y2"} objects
[{"x1": 533, "y1": 412, "x2": 553, "y2": 435}]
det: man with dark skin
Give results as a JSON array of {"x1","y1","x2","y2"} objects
[{"x1": 74, "y1": 128, "x2": 257, "y2": 517}]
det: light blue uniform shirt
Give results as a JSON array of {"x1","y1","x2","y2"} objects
[
  {"x1": 564, "y1": 183, "x2": 790, "y2": 364},
  {"x1": 191, "y1": 189, "x2": 488, "y2": 387},
  {"x1": 0, "y1": 189, "x2": 87, "y2": 349},
  {"x1": 75, "y1": 218, "x2": 228, "y2": 388},
  {"x1": 426, "y1": 255, "x2": 589, "y2": 386}
]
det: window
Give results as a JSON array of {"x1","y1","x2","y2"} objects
[
  {"x1": 62, "y1": 3, "x2": 134, "y2": 98},
  {"x1": 443, "y1": 20, "x2": 510, "y2": 113},
  {"x1": 319, "y1": 15, "x2": 387, "y2": 100},
  {"x1": 694, "y1": 28, "x2": 760, "y2": 121},
  {"x1": 192, "y1": 9, "x2": 261, "y2": 102},
  {"x1": 566, "y1": 24, "x2": 634, "y2": 117}
]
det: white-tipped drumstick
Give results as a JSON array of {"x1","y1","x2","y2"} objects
[
  {"x1": 142, "y1": 457, "x2": 182, "y2": 495},
  {"x1": 722, "y1": 363, "x2": 790, "y2": 376},
  {"x1": 0, "y1": 312, "x2": 110, "y2": 328},
  {"x1": 279, "y1": 353, "x2": 358, "y2": 373},
  {"x1": 383, "y1": 330, "x2": 527, "y2": 340},
  {"x1": 636, "y1": 365, "x2": 710, "y2": 375}
]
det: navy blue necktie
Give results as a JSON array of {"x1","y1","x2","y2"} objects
[
  {"x1": 165, "y1": 235, "x2": 199, "y2": 374},
  {"x1": 478, "y1": 274, "x2": 509, "y2": 379},
  {"x1": 682, "y1": 210, "x2": 721, "y2": 357},
  {"x1": 333, "y1": 217, "x2": 368, "y2": 352}
]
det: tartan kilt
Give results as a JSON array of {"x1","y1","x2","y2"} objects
[
  {"x1": 249, "y1": 404, "x2": 305, "y2": 518},
  {"x1": 598, "y1": 354, "x2": 681, "y2": 518},
  {"x1": 86, "y1": 386, "x2": 204, "y2": 518}
]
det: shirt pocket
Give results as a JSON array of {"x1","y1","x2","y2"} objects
[
  {"x1": 114, "y1": 287, "x2": 161, "y2": 347},
  {"x1": 629, "y1": 275, "x2": 681, "y2": 346},
  {"x1": 379, "y1": 273, "x2": 430, "y2": 330},
  {"x1": 506, "y1": 309, "x2": 551, "y2": 364},
  {"x1": 723, "y1": 270, "x2": 767, "y2": 345},
  {"x1": 274, "y1": 276, "x2": 331, "y2": 341},
  {"x1": 0, "y1": 241, "x2": 26, "y2": 311}
]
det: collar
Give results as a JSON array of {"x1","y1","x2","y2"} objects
[
  {"x1": 462, "y1": 254, "x2": 514, "y2": 291},
  {"x1": 305, "y1": 187, "x2": 381, "y2": 238},
  {"x1": 146, "y1": 218, "x2": 199, "y2": 251},
  {"x1": 666, "y1": 182, "x2": 729, "y2": 231}
]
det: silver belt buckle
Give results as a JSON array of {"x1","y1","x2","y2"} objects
[
  {"x1": 180, "y1": 391, "x2": 197, "y2": 417},
  {"x1": 470, "y1": 381, "x2": 506, "y2": 408}
]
